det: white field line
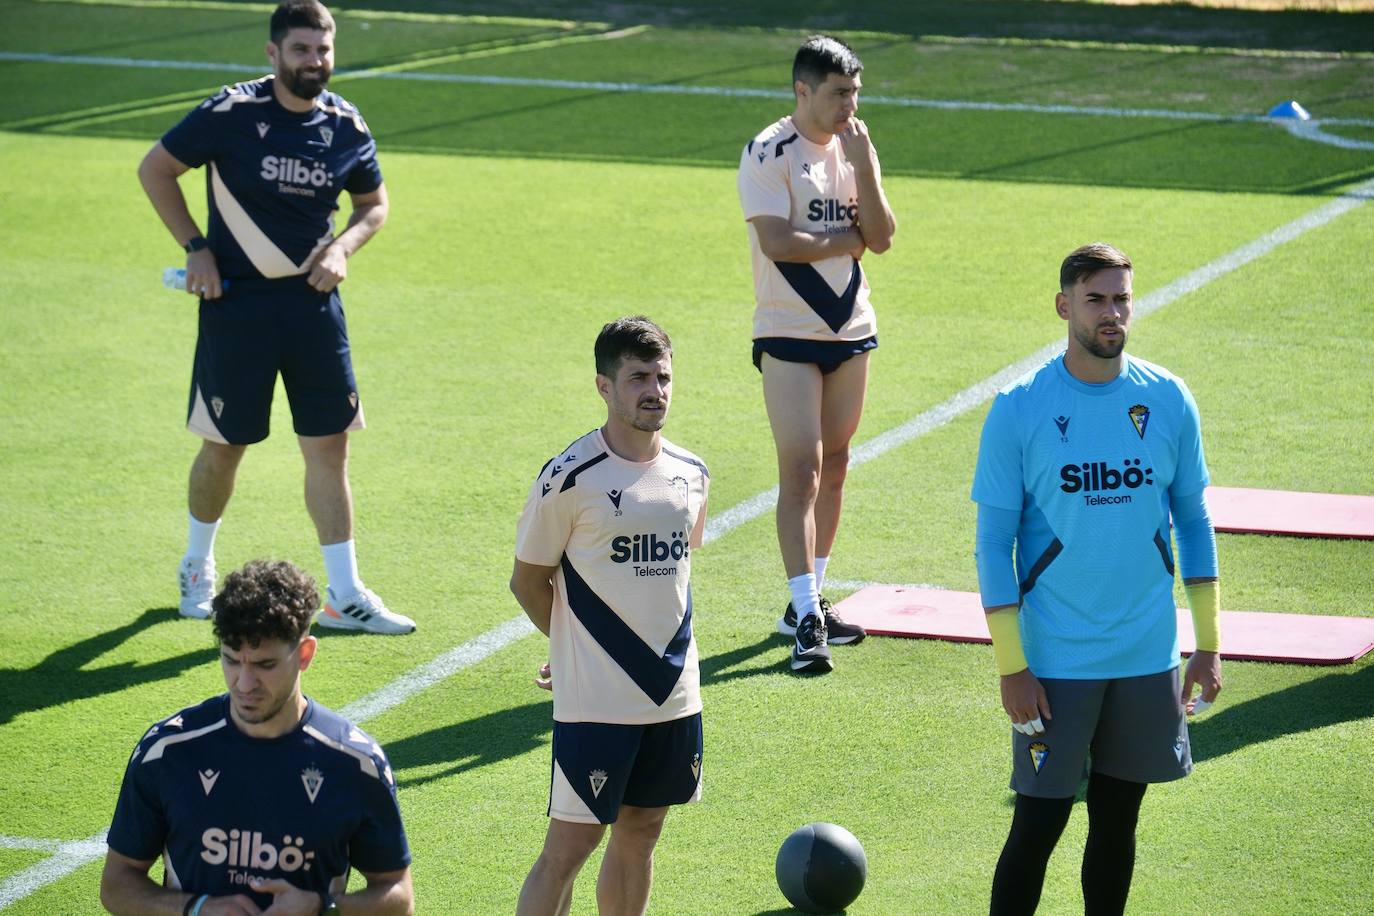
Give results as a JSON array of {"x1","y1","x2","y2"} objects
[
  {"x1": 1, "y1": 170, "x2": 1371, "y2": 916},
  {"x1": 2, "y1": 51, "x2": 1374, "y2": 131}
]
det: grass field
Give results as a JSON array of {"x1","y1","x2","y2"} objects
[{"x1": 1, "y1": 0, "x2": 1372, "y2": 912}]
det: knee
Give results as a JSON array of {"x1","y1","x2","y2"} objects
[
  {"x1": 777, "y1": 456, "x2": 821, "y2": 501},
  {"x1": 610, "y1": 811, "x2": 666, "y2": 856},
  {"x1": 819, "y1": 445, "x2": 850, "y2": 488},
  {"x1": 299, "y1": 434, "x2": 349, "y2": 471},
  {"x1": 198, "y1": 441, "x2": 247, "y2": 472},
  {"x1": 534, "y1": 835, "x2": 600, "y2": 879}
]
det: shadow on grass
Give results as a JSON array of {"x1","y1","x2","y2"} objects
[
  {"x1": 1190, "y1": 660, "x2": 1374, "y2": 763},
  {"x1": 0, "y1": 607, "x2": 215, "y2": 725},
  {"x1": 385, "y1": 632, "x2": 787, "y2": 786}
]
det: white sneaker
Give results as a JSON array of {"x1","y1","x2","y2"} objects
[
  {"x1": 317, "y1": 586, "x2": 416, "y2": 635},
  {"x1": 178, "y1": 557, "x2": 216, "y2": 619}
]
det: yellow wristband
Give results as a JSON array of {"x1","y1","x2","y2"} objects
[
  {"x1": 1185, "y1": 580, "x2": 1221, "y2": 653},
  {"x1": 985, "y1": 606, "x2": 1028, "y2": 676}
]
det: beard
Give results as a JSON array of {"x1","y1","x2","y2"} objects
[
  {"x1": 280, "y1": 61, "x2": 331, "y2": 99},
  {"x1": 1075, "y1": 323, "x2": 1127, "y2": 360}
]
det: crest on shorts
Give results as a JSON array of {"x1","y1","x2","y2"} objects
[
  {"x1": 348, "y1": 391, "x2": 358, "y2": 409},
  {"x1": 690, "y1": 752, "x2": 701, "y2": 781},
  {"x1": 301, "y1": 766, "x2": 324, "y2": 803},
  {"x1": 1028, "y1": 742, "x2": 1050, "y2": 774},
  {"x1": 211, "y1": 396, "x2": 225, "y2": 418},
  {"x1": 1174, "y1": 738, "x2": 1186, "y2": 762},
  {"x1": 1128, "y1": 404, "x2": 1150, "y2": 439},
  {"x1": 589, "y1": 769, "x2": 608, "y2": 798}
]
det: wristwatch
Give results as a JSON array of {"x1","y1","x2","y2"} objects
[{"x1": 183, "y1": 235, "x2": 209, "y2": 253}]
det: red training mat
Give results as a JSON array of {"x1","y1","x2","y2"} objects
[
  {"x1": 1206, "y1": 485, "x2": 1374, "y2": 540},
  {"x1": 834, "y1": 586, "x2": 1374, "y2": 665}
]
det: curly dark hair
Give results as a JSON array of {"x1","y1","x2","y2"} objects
[{"x1": 212, "y1": 559, "x2": 319, "y2": 649}]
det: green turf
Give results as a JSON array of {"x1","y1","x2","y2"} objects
[{"x1": 1, "y1": 0, "x2": 1372, "y2": 913}]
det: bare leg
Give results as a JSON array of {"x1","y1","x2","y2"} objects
[
  {"x1": 188, "y1": 440, "x2": 247, "y2": 523},
  {"x1": 298, "y1": 432, "x2": 352, "y2": 545},
  {"x1": 596, "y1": 805, "x2": 668, "y2": 916},
  {"x1": 813, "y1": 353, "x2": 869, "y2": 559},
  {"x1": 516, "y1": 819, "x2": 606, "y2": 916},
  {"x1": 761, "y1": 355, "x2": 825, "y2": 578}
]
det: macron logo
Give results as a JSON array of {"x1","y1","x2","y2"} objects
[
  {"x1": 199, "y1": 769, "x2": 220, "y2": 795},
  {"x1": 256, "y1": 122, "x2": 269, "y2": 138}
]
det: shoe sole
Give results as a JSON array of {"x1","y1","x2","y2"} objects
[
  {"x1": 179, "y1": 602, "x2": 212, "y2": 620},
  {"x1": 777, "y1": 616, "x2": 865, "y2": 645},
  {"x1": 790, "y1": 653, "x2": 834, "y2": 672}
]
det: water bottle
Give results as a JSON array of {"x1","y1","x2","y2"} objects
[{"x1": 163, "y1": 268, "x2": 228, "y2": 292}]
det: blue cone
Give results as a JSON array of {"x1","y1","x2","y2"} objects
[{"x1": 1267, "y1": 100, "x2": 1311, "y2": 120}]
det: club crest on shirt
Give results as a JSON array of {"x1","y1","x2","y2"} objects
[
  {"x1": 1128, "y1": 404, "x2": 1150, "y2": 439},
  {"x1": 319, "y1": 126, "x2": 334, "y2": 147},
  {"x1": 1028, "y1": 742, "x2": 1050, "y2": 774},
  {"x1": 589, "y1": 769, "x2": 608, "y2": 798},
  {"x1": 1053, "y1": 415, "x2": 1070, "y2": 442},
  {"x1": 670, "y1": 476, "x2": 690, "y2": 505},
  {"x1": 301, "y1": 766, "x2": 324, "y2": 803}
]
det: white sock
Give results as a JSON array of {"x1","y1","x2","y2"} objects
[
  {"x1": 788, "y1": 573, "x2": 820, "y2": 622},
  {"x1": 185, "y1": 513, "x2": 220, "y2": 562},
  {"x1": 321, "y1": 540, "x2": 364, "y2": 599},
  {"x1": 814, "y1": 556, "x2": 830, "y2": 595}
]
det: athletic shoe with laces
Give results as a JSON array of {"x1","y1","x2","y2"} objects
[
  {"x1": 318, "y1": 586, "x2": 416, "y2": 635},
  {"x1": 178, "y1": 556, "x2": 216, "y2": 619},
  {"x1": 790, "y1": 613, "x2": 833, "y2": 673},
  {"x1": 778, "y1": 595, "x2": 866, "y2": 645}
]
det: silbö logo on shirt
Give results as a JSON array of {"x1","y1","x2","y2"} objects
[
  {"x1": 200, "y1": 828, "x2": 315, "y2": 879},
  {"x1": 610, "y1": 530, "x2": 689, "y2": 576},
  {"x1": 259, "y1": 155, "x2": 334, "y2": 197},
  {"x1": 1059, "y1": 458, "x2": 1153, "y2": 506}
]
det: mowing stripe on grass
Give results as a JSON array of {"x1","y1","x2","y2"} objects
[
  {"x1": 3, "y1": 51, "x2": 1373, "y2": 132},
  {"x1": 1, "y1": 176, "x2": 1370, "y2": 913}
]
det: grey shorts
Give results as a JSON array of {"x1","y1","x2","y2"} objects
[{"x1": 1010, "y1": 667, "x2": 1191, "y2": 798}]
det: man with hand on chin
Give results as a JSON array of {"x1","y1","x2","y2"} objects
[{"x1": 972, "y1": 243, "x2": 1222, "y2": 915}]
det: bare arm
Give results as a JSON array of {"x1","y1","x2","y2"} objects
[
  {"x1": 749, "y1": 215, "x2": 865, "y2": 263},
  {"x1": 338, "y1": 866, "x2": 413, "y2": 915},
  {"x1": 307, "y1": 184, "x2": 389, "y2": 293},
  {"x1": 101, "y1": 848, "x2": 260, "y2": 915},
  {"x1": 838, "y1": 119, "x2": 896, "y2": 254},
  {"x1": 137, "y1": 142, "x2": 224, "y2": 299},
  {"x1": 510, "y1": 559, "x2": 558, "y2": 636}
]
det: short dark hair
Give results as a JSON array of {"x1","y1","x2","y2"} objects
[
  {"x1": 212, "y1": 559, "x2": 318, "y2": 649},
  {"x1": 1060, "y1": 243, "x2": 1133, "y2": 290},
  {"x1": 270, "y1": 0, "x2": 335, "y2": 44},
  {"x1": 793, "y1": 35, "x2": 863, "y2": 90},
  {"x1": 594, "y1": 316, "x2": 673, "y2": 378}
]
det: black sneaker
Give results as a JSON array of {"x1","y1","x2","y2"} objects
[
  {"x1": 790, "y1": 613, "x2": 833, "y2": 673},
  {"x1": 779, "y1": 596, "x2": 867, "y2": 646}
]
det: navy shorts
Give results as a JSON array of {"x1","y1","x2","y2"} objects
[
  {"x1": 186, "y1": 277, "x2": 363, "y2": 445},
  {"x1": 548, "y1": 713, "x2": 703, "y2": 824},
  {"x1": 753, "y1": 335, "x2": 877, "y2": 375},
  {"x1": 1010, "y1": 667, "x2": 1191, "y2": 798}
]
